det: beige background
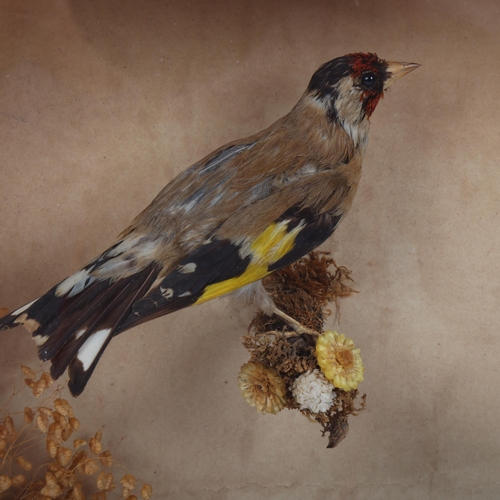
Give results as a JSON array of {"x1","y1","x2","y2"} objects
[{"x1": 1, "y1": 0, "x2": 500, "y2": 498}]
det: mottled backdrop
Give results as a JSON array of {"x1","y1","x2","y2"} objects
[{"x1": 1, "y1": 0, "x2": 499, "y2": 498}]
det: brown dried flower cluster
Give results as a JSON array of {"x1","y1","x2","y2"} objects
[
  {"x1": 240, "y1": 252, "x2": 366, "y2": 448},
  {"x1": 0, "y1": 368, "x2": 153, "y2": 499}
]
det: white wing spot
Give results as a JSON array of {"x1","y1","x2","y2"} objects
[
  {"x1": 12, "y1": 298, "x2": 39, "y2": 316},
  {"x1": 178, "y1": 263, "x2": 197, "y2": 274},
  {"x1": 178, "y1": 291, "x2": 192, "y2": 297},
  {"x1": 77, "y1": 329, "x2": 111, "y2": 371},
  {"x1": 160, "y1": 287, "x2": 174, "y2": 299}
]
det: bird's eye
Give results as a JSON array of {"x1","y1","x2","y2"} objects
[{"x1": 361, "y1": 72, "x2": 376, "y2": 88}]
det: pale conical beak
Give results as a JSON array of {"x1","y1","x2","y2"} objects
[{"x1": 384, "y1": 61, "x2": 420, "y2": 89}]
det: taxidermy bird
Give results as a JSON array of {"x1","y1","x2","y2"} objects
[{"x1": 0, "y1": 53, "x2": 419, "y2": 396}]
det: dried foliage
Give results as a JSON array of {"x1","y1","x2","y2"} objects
[
  {"x1": 241, "y1": 252, "x2": 366, "y2": 448},
  {"x1": 0, "y1": 368, "x2": 153, "y2": 499}
]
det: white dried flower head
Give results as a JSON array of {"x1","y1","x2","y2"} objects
[{"x1": 292, "y1": 369, "x2": 336, "y2": 414}]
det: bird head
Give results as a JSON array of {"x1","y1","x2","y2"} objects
[{"x1": 307, "y1": 53, "x2": 419, "y2": 139}]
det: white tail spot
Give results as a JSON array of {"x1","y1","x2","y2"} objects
[{"x1": 77, "y1": 329, "x2": 111, "y2": 371}]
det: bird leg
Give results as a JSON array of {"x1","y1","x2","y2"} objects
[{"x1": 270, "y1": 306, "x2": 319, "y2": 337}]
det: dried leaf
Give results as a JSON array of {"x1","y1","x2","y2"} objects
[
  {"x1": 17, "y1": 455, "x2": 33, "y2": 471},
  {"x1": 11, "y1": 474, "x2": 26, "y2": 487},
  {"x1": 21, "y1": 365, "x2": 36, "y2": 380},
  {"x1": 99, "y1": 450, "x2": 113, "y2": 467},
  {"x1": 73, "y1": 439, "x2": 87, "y2": 450},
  {"x1": 56, "y1": 446, "x2": 73, "y2": 467},
  {"x1": 46, "y1": 439, "x2": 57, "y2": 458},
  {"x1": 97, "y1": 471, "x2": 116, "y2": 492},
  {"x1": 0, "y1": 475, "x2": 12, "y2": 493},
  {"x1": 24, "y1": 407, "x2": 34, "y2": 424},
  {"x1": 141, "y1": 484, "x2": 153, "y2": 500},
  {"x1": 120, "y1": 474, "x2": 136, "y2": 491}
]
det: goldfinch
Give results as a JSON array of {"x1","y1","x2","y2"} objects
[{"x1": 0, "y1": 53, "x2": 419, "y2": 396}]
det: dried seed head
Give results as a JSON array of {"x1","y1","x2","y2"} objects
[
  {"x1": 48, "y1": 422, "x2": 63, "y2": 445},
  {"x1": 11, "y1": 474, "x2": 26, "y2": 487},
  {"x1": 0, "y1": 439, "x2": 6, "y2": 451},
  {"x1": 141, "y1": 484, "x2": 153, "y2": 500},
  {"x1": 89, "y1": 437, "x2": 103, "y2": 455},
  {"x1": 125, "y1": 496, "x2": 138, "y2": 500},
  {"x1": 46, "y1": 439, "x2": 57, "y2": 458},
  {"x1": 97, "y1": 471, "x2": 116, "y2": 492},
  {"x1": 123, "y1": 487, "x2": 132, "y2": 498},
  {"x1": 120, "y1": 474, "x2": 136, "y2": 491},
  {"x1": 73, "y1": 439, "x2": 87, "y2": 450},
  {"x1": 54, "y1": 399, "x2": 74, "y2": 418},
  {"x1": 99, "y1": 450, "x2": 113, "y2": 467},
  {"x1": 36, "y1": 413, "x2": 50, "y2": 433},
  {"x1": 56, "y1": 446, "x2": 73, "y2": 467},
  {"x1": 85, "y1": 458, "x2": 100, "y2": 476},
  {"x1": 32, "y1": 379, "x2": 47, "y2": 398},
  {"x1": 21, "y1": 365, "x2": 36, "y2": 380},
  {"x1": 3, "y1": 416, "x2": 14, "y2": 434},
  {"x1": 40, "y1": 472, "x2": 63, "y2": 499},
  {"x1": 24, "y1": 378, "x2": 36, "y2": 389},
  {"x1": 39, "y1": 407, "x2": 54, "y2": 418},
  {"x1": 0, "y1": 475, "x2": 12, "y2": 493},
  {"x1": 16, "y1": 456, "x2": 33, "y2": 471},
  {"x1": 24, "y1": 407, "x2": 34, "y2": 424},
  {"x1": 41, "y1": 372, "x2": 54, "y2": 388},
  {"x1": 69, "y1": 417, "x2": 81, "y2": 431}
]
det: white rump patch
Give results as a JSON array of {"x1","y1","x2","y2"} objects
[
  {"x1": 77, "y1": 329, "x2": 111, "y2": 371},
  {"x1": 178, "y1": 263, "x2": 197, "y2": 274},
  {"x1": 56, "y1": 269, "x2": 95, "y2": 297},
  {"x1": 12, "y1": 298, "x2": 39, "y2": 316}
]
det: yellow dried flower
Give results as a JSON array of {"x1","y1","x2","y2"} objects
[
  {"x1": 17, "y1": 455, "x2": 33, "y2": 471},
  {"x1": 316, "y1": 331, "x2": 364, "y2": 391},
  {"x1": 0, "y1": 475, "x2": 12, "y2": 493},
  {"x1": 141, "y1": 484, "x2": 153, "y2": 500},
  {"x1": 237, "y1": 362, "x2": 287, "y2": 414}
]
